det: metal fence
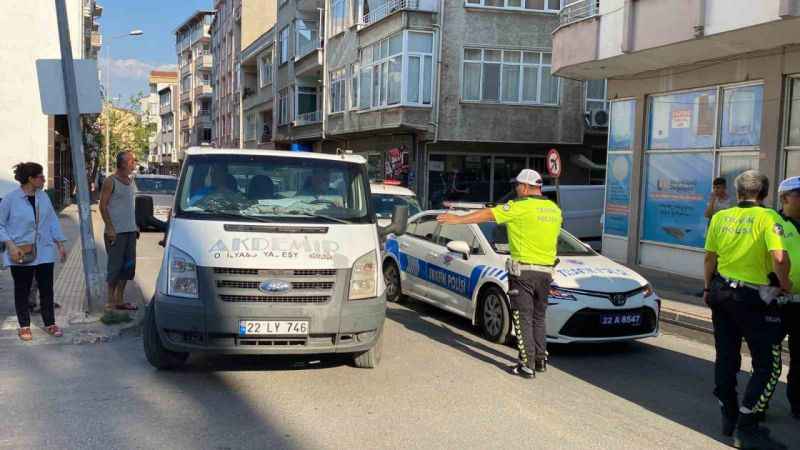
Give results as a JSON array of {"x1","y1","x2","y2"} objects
[
  {"x1": 559, "y1": 0, "x2": 600, "y2": 27},
  {"x1": 360, "y1": 0, "x2": 420, "y2": 26}
]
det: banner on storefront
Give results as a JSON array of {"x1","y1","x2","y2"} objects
[
  {"x1": 609, "y1": 99, "x2": 635, "y2": 151},
  {"x1": 604, "y1": 153, "x2": 632, "y2": 237},
  {"x1": 642, "y1": 152, "x2": 713, "y2": 248}
]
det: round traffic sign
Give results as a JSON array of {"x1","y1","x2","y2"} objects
[{"x1": 546, "y1": 148, "x2": 562, "y2": 178}]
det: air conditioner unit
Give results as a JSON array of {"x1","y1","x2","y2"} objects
[{"x1": 587, "y1": 108, "x2": 609, "y2": 128}]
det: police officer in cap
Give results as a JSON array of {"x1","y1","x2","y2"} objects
[
  {"x1": 704, "y1": 170, "x2": 791, "y2": 449},
  {"x1": 438, "y1": 169, "x2": 562, "y2": 379}
]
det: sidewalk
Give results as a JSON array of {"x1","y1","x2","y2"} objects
[{"x1": 0, "y1": 204, "x2": 146, "y2": 345}]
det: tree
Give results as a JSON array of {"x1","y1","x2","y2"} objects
[{"x1": 95, "y1": 91, "x2": 155, "y2": 170}]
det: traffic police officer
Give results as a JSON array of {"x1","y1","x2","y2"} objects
[
  {"x1": 704, "y1": 170, "x2": 791, "y2": 449},
  {"x1": 437, "y1": 169, "x2": 562, "y2": 379},
  {"x1": 776, "y1": 176, "x2": 800, "y2": 420}
]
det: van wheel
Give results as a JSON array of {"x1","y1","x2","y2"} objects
[
  {"x1": 383, "y1": 262, "x2": 402, "y2": 303},
  {"x1": 143, "y1": 301, "x2": 189, "y2": 370},
  {"x1": 480, "y1": 286, "x2": 511, "y2": 344},
  {"x1": 353, "y1": 328, "x2": 383, "y2": 369}
]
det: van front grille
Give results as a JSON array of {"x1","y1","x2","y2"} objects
[
  {"x1": 220, "y1": 295, "x2": 331, "y2": 304},
  {"x1": 215, "y1": 280, "x2": 335, "y2": 290}
]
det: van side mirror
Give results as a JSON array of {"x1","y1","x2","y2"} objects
[
  {"x1": 135, "y1": 195, "x2": 166, "y2": 232},
  {"x1": 378, "y1": 205, "x2": 408, "y2": 238},
  {"x1": 446, "y1": 240, "x2": 471, "y2": 259}
]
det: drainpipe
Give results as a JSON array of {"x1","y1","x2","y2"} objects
[
  {"x1": 431, "y1": 0, "x2": 445, "y2": 145},
  {"x1": 320, "y1": 6, "x2": 328, "y2": 145},
  {"x1": 693, "y1": 0, "x2": 706, "y2": 38}
]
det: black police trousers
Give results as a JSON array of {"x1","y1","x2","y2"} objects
[
  {"x1": 784, "y1": 304, "x2": 799, "y2": 411},
  {"x1": 509, "y1": 270, "x2": 551, "y2": 369},
  {"x1": 708, "y1": 275, "x2": 784, "y2": 415}
]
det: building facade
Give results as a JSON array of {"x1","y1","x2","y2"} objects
[
  {"x1": 552, "y1": 0, "x2": 800, "y2": 278},
  {"x1": 241, "y1": 28, "x2": 277, "y2": 148},
  {"x1": 0, "y1": 0, "x2": 102, "y2": 208},
  {"x1": 176, "y1": 11, "x2": 215, "y2": 152},
  {"x1": 259, "y1": 0, "x2": 606, "y2": 207},
  {"x1": 211, "y1": 0, "x2": 277, "y2": 148},
  {"x1": 143, "y1": 71, "x2": 178, "y2": 169}
]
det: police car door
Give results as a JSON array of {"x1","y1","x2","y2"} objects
[
  {"x1": 424, "y1": 224, "x2": 481, "y2": 316},
  {"x1": 398, "y1": 214, "x2": 441, "y2": 300}
]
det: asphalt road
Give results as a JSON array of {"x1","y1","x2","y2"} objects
[{"x1": 1, "y1": 293, "x2": 797, "y2": 450}]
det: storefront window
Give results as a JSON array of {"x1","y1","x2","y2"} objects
[
  {"x1": 642, "y1": 152, "x2": 713, "y2": 248},
  {"x1": 604, "y1": 153, "x2": 632, "y2": 237},
  {"x1": 609, "y1": 99, "x2": 635, "y2": 151},
  {"x1": 492, "y1": 157, "x2": 526, "y2": 202},
  {"x1": 428, "y1": 155, "x2": 491, "y2": 208},
  {"x1": 787, "y1": 78, "x2": 800, "y2": 147},
  {"x1": 786, "y1": 151, "x2": 800, "y2": 178},
  {"x1": 717, "y1": 153, "x2": 759, "y2": 191},
  {"x1": 720, "y1": 84, "x2": 763, "y2": 147},
  {"x1": 647, "y1": 89, "x2": 717, "y2": 150}
]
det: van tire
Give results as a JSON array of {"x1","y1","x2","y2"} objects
[
  {"x1": 353, "y1": 328, "x2": 383, "y2": 369},
  {"x1": 479, "y1": 286, "x2": 511, "y2": 344},
  {"x1": 383, "y1": 261, "x2": 402, "y2": 303},
  {"x1": 143, "y1": 301, "x2": 189, "y2": 370}
]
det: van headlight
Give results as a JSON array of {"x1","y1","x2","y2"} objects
[
  {"x1": 349, "y1": 251, "x2": 377, "y2": 300},
  {"x1": 167, "y1": 246, "x2": 198, "y2": 298}
]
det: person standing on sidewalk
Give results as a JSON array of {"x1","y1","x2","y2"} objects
[
  {"x1": 0, "y1": 163, "x2": 67, "y2": 341},
  {"x1": 99, "y1": 151, "x2": 139, "y2": 313},
  {"x1": 776, "y1": 176, "x2": 800, "y2": 420},
  {"x1": 703, "y1": 170, "x2": 791, "y2": 449},
  {"x1": 438, "y1": 169, "x2": 561, "y2": 379}
]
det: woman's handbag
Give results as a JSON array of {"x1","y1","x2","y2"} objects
[{"x1": 14, "y1": 197, "x2": 39, "y2": 265}]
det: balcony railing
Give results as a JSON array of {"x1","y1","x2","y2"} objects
[
  {"x1": 294, "y1": 110, "x2": 321, "y2": 126},
  {"x1": 90, "y1": 31, "x2": 102, "y2": 48},
  {"x1": 195, "y1": 55, "x2": 212, "y2": 71},
  {"x1": 195, "y1": 85, "x2": 213, "y2": 97},
  {"x1": 159, "y1": 103, "x2": 172, "y2": 115},
  {"x1": 360, "y1": 0, "x2": 419, "y2": 26},
  {"x1": 295, "y1": 29, "x2": 321, "y2": 60},
  {"x1": 559, "y1": 0, "x2": 600, "y2": 27}
]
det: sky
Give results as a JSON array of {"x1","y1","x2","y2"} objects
[{"x1": 97, "y1": 0, "x2": 212, "y2": 107}]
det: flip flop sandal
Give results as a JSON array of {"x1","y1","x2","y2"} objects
[
  {"x1": 114, "y1": 303, "x2": 139, "y2": 311},
  {"x1": 18, "y1": 328, "x2": 33, "y2": 341},
  {"x1": 45, "y1": 325, "x2": 63, "y2": 337}
]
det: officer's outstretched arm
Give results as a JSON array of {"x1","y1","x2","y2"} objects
[
  {"x1": 437, "y1": 208, "x2": 494, "y2": 225},
  {"x1": 771, "y1": 250, "x2": 792, "y2": 292}
]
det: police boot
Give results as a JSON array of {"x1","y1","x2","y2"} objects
[
  {"x1": 720, "y1": 406, "x2": 738, "y2": 437},
  {"x1": 509, "y1": 363, "x2": 535, "y2": 379},
  {"x1": 734, "y1": 413, "x2": 787, "y2": 450},
  {"x1": 534, "y1": 359, "x2": 547, "y2": 373}
]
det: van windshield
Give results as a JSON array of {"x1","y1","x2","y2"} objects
[{"x1": 176, "y1": 154, "x2": 372, "y2": 224}]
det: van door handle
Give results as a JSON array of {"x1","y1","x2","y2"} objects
[{"x1": 400, "y1": 242, "x2": 409, "y2": 249}]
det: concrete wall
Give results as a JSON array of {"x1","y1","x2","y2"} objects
[
  {"x1": 437, "y1": 5, "x2": 584, "y2": 144},
  {"x1": 0, "y1": 0, "x2": 85, "y2": 197},
  {"x1": 242, "y1": 0, "x2": 278, "y2": 49}
]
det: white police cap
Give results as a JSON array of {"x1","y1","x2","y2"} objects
[
  {"x1": 778, "y1": 176, "x2": 800, "y2": 193},
  {"x1": 516, "y1": 169, "x2": 543, "y2": 186}
]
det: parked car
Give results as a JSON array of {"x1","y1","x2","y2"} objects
[
  {"x1": 382, "y1": 205, "x2": 660, "y2": 345},
  {"x1": 370, "y1": 181, "x2": 421, "y2": 228},
  {"x1": 134, "y1": 174, "x2": 177, "y2": 229}
]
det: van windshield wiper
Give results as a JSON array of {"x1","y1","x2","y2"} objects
[
  {"x1": 198, "y1": 210, "x2": 275, "y2": 223},
  {"x1": 282, "y1": 211, "x2": 351, "y2": 224}
]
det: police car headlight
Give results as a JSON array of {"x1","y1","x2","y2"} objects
[
  {"x1": 642, "y1": 284, "x2": 655, "y2": 298},
  {"x1": 548, "y1": 287, "x2": 577, "y2": 301},
  {"x1": 167, "y1": 246, "x2": 198, "y2": 299},
  {"x1": 349, "y1": 251, "x2": 377, "y2": 300}
]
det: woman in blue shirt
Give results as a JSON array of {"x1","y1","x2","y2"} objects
[{"x1": 0, "y1": 163, "x2": 67, "y2": 341}]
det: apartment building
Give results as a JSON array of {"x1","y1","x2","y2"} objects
[
  {"x1": 141, "y1": 71, "x2": 178, "y2": 169},
  {"x1": 551, "y1": 0, "x2": 800, "y2": 278},
  {"x1": 156, "y1": 84, "x2": 180, "y2": 170},
  {"x1": 210, "y1": 0, "x2": 277, "y2": 148},
  {"x1": 241, "y1": 28, "x2": 277, "y2": 148},
  {"x1": 262, "y1": 0, "x2": 605, "y2": 206},
  {"x1": 0, "y1": 0, "x2": 102, "y2": 208},
  {"x1": 176, "y1": 11, "x2": 215, "y2": 151}
]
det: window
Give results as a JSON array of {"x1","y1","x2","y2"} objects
[
  {"x1": 721, "y1": 84, "x2": 763, "y2": 147},
  {"x1": 296, "y1": 86, "x2": 320, "y2": 121},
  {"x1": 437, "y1": 225, "x2": 480, "y2": 253},
  {"x1": 279, "y1": 26, "x2": 290, "y2": 64},
  {"x1": 462, "y1": 48, "x2": 559, "y2": 105},
  {"x1": 259, "y1": 51, "x2": 272, "y2": 87},
  {"x1": 295, "y1": 20, "x2": 318, "y2": 58},
  {"x1": 586, "y1": 79, "x2": 608, "y2": 114},
  {"x1": 350, "y1": 63, "x2": 360, "y2": 109},
  {"x1": 331, "y1": 0, "x2": 347, "y2": 35},
  {"x1": 278, "y1": 88, "x2": 290, "y2": 125},
  {"x1": 465, "y1": 0, "x2": 562, "y2": 10},
  {"x1": 245, "y1": 112, "x2": 257, "y2": 141},
  {"x1": 358, "y1": 31, "x2": 434, "y2": 109},
  {"x1": 408, "y1": 215, "x2": 438, "y2": 241},
  {"x1": 330, "y1": 68, "x2": 347, "y2": 113}
]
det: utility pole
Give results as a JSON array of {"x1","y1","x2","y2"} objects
[{"x1": 55, "y1": 0, "x2": 104, "y2": 313}]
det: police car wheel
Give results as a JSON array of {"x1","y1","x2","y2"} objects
[
  {"x1": 383, "y1": 262, "x2": 402, "y2": 303},
  {"x1": 480, "y1": 287, "x2": 511, "y2": 344}
]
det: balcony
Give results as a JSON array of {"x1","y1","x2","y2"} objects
[
  {"x1": 196, "y1": 112, "x2": 212, "y2": 126},
  {"x1": 180, "y1": 118, "x2": 190, "y2": 129},
  {"x1": 195, "y1": 55, "x2": 212, "y2": 71},
  {"x1": 293, "y1": 110, "x2": 322, "y2": 126},
  {"x1": 90, "y1": 31, "x2": 102, "y2": 49},
  {"x1": 180, "y1": 62, "x2": 191, "y2": 76},
  {"x1": 552, "y1": 0, "x2": 800, "y2": 80},
  {"x1": 360, "y1": 0, "x2": 433, "y2": 28},
  {"x1": 180, "y1": 86, "x2": 192, "y2": 100},
  {"x1": 159, "y1": 103, "x2": 172, "y2": 116},
  {"x1": 195, "y1": 85, "x2": 213, "y2": 98}
]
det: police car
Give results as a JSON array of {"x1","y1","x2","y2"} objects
[{"x1": 383, "y1": 204, "x2": 660, "y2": 344}]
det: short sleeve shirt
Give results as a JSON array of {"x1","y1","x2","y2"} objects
[
  {"x1": 491, "y1": 196, "x2": 562, "y2": 266},
  {"x1": 777, "y1": 213, "x2": 800, "y2": 294},
  {"x1": 705, "y1": 204, "x2": 786, "y2": 285}
]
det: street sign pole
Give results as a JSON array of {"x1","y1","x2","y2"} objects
[
  {"x1": 546, "y1": 148, "x2": 562, "y2": 205},
  {"x1": 55, "y1": 0, "x2": 105, "y2": 313}
]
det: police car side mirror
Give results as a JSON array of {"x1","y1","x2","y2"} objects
[
  {"x1": 378, "y1": 205, "x2": 409, "y2": 238},
  {"x1": 447, "y1": 241, "x2": 471, "y2": 260}
]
